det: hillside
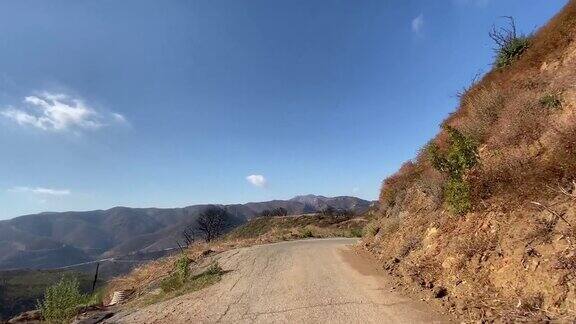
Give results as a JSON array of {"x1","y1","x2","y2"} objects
[
  {"x1": 363, "y1": 2, "x2": 576, "y2": 321},
  {"x1": 0, "y1": 195, "x2": 372, "y2": 270}
]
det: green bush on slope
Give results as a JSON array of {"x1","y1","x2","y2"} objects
[
  {"x1": 429, "y1": 126, "x2": 479, "y2": 214},
  {"x1": 490, "y1": 17, "x2": 530, "y2": 68},
  {"x1": 37, "y1": 275, "x2": 88, "y2": 323}
]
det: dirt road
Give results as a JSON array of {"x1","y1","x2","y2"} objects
[{"x1": 109, "y1": 238, "x2": 450, "y2": 323}]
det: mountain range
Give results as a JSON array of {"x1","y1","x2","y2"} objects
[{"x1": 0, "y1": 195, "x2": 373, "y2": 270}]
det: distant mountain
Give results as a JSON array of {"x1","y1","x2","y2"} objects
[{"x1": 0, "y1": 195, "x2": 372, "y2": 270}]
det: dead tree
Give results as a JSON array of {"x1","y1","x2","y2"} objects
[
  {"x1": 489, "y1": 16, "x2": 518, "y2": 50},
  {"x1": 196, "y1": 207, "x2": 230, "y2": 242},
  {"x1": 182, "y1": 224, "x2": 197, "y2": 247}
]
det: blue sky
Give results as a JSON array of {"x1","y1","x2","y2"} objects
[{"x1": 0, "y1": 0, "x2": 568, "y2": 219}]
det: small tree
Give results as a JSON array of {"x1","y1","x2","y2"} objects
[
  {"x1": 335, "y1": 209, "x2": 354, "y2": 219},
  {"x1": 429, "y1": 126, "x2": 478, "y2": 179},
  {"x1": 320, "y1": 206, "x2": 336, "y2": 217},
  {"x1": 259, "y1": 209, "x2": 273, "y2": 217},
  {"x1": 271, "y1": 207, "x2": 288, "y2": 216},
  {"x1": 429, "y1": 126, "x2": 479, "y2": 214},
  {"x1": 196, "y1": 207, "x2": 230, "y2": 242},
  {"x1": 259, "y1": 207, "x2": 288, "y2": 217}
]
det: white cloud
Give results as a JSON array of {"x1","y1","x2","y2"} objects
[
  {"x1": 411, "y1": 14, "x2": 424, "y2": 33},
  {"x1": 111, "y1": 113, "x2": 126, "y2": 123},
  {"x1": 453, "y1": 0, "x2": 490, "y2": 7},
  {"x1": 9, "y1": 186, "x2": 71, "y2": 196},
  {"x1": 246, "y1": 174, "x2": 267, "y2": 188},
  {"x1": 1, "y1": 92, "x2": 126, "y2": 132}
]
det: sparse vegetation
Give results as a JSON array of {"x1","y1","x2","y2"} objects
[
  {"x1": 300, "y1": 228, "x2": 314, "y2": 238},
  {"x1": 227, "y1": 213, "x2": 366, "y2": 241},
  {"x1": 349, "y1": 228, "x2": 363, "y2": 237},
  {"x1": 365, "y1": 3, "x2": 576, "y2": 321},
  {"x1": 539, "y1": 93, "x2": 562, "y2": 109},
  {"x1": 0, "y1": 270, "x2": 94, "y2": 321},
  {"x1": 490, "y1": 16, "x2": 530, "y2": 68},
  {"x1": 203, "y1": 263, "x2": 224, "y2": 276},
  {"x1": 259, "y1": 207, "x2": 289, "y2": 217},
  {"x1": 160, "y1": 254, "x2": 192, "y2": 293},
  {"x1": 108, "y1": 209, "x2": 370, "y2": 309},
  {"x1": 37, "y1": 275, "x2": 88, "y2": 323},
  {"x1": 320, "y1": 207, "x2": 354, "y2": 221},
  {"x1": 364, "y1": 222, "x2": 380, "y2": 237},
  {"x1": 398, "y1": 235, "x2": 421, "y2": 258},
  {"x1": 461, "y1": 85, "x2": 503, "y2": 140},
  {"x1": 147, "y1": 261, "x2": 224, "y2": 306}
]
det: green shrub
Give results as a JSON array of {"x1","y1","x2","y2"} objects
[
  {"x1": 174, "y1": 255, "x2": 191, "y2": 281},
  {"x1": 364, "y1": 222, "x2": 380, "y2": 237},
  {"x1": 429, "y1": 127, "x2": 478, "y2": 179},
  {"x1": 539, "y1": 93, "x2": 562, "y2": 109},
  {"x1": 349, "y1": 228, "x2": 363, "y2": 238},
  {"x1": 490, "y1": 17, "x2": 530, "y2": 68},
  {"x1": 149, "y1": 262, "x2": 224, "y2": 306},
  {"x1": 429, "y1": 126, "x2": 478, "y2": 214},
  {"x1": 87, "y1": 288, "x2": 105, "y2": 306},
  {"x1": 38, "y1": 276, "x2": 88, "y2": 323},
  {"x1": 160, "y1": 274, "x2": 183, "y2": 293},
  {"x1": 301, "y1": 228, "x2": 314, "y2": 238},
  {"x1": 444, "y1": 178, "x2": 472, "y2": 215},
  {"x1": 203, "y1": 263, "x2": 224, "y2": 276},
  {"x1": 494, "y1": 36, "x2": 530, "y2": 68},
  {"x1": 161, "y1": 254, "x2": 191, "y2": 293}
]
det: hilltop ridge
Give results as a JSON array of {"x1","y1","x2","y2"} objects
[{"x1": 0, "y1": 195, "x2": 372, "y2": 270}]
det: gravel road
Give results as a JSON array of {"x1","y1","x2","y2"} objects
[{"x1": 108, "y1": 238, "x2": 450, "y2": 323}]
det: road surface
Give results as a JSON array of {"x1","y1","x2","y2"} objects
[{"x1": 108, "y1": 238, "x2": 450, "y2": 323}]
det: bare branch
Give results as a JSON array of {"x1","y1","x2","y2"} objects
[
  {"x1": 196, "y1": 207, "x2": 231, "y2": 242},
  {"x1": 530, "y1": 201, "x2": 572, "y2": 227}
]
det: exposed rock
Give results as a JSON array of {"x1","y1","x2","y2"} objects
[{"x1": 7, "y1": 310, "x2": 42, "y2": 323}]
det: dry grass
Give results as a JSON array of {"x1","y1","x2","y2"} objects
[
  {"x1": 364, "y1": 1, "x2": 576, "y2": 320},
  {"x1": 460, "y1": 84, "x2": 504, "y2": 141}
]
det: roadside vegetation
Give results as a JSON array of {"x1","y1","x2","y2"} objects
[
  {"x1": 0, "y1": 270, "x2": 94, "y2": 321},
  {"x1": 37, "y1": 275, "x2": 103, "y2": 323},
  {"x1": 364, "y1": 3, "x2": 576, "y2": 321},
  {"x1": 104, "y1": 208, "x2": 371, "y2": 309},
  {"x1": 38, "y1": 276, "x2": 87, "y2": 323},
  {"x1": 141, "y1": 255, "x2": 224, "y2": 307},
  {"x1": 428, "y1": 126, "x2": 479, "y2": 214},
  {"x1": 227, "y1": 210, "x2": 366, "y2": 240}
]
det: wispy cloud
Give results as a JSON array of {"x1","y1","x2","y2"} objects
[
  {"x1": 246, "y1": 174, "x2": 267, "y2": 188},
  {"x1": 411, "y1": 14, "x2": 424, "y2": 33},
  {"x1": 1, "y1": 92, "x2": 126, "y2": 132},
  {"x1": 9, "y1": 186, "x2": 71, "y2": 196},
  {"x1": 452, "y1": 0, "x2": 490, "y2": 7}
]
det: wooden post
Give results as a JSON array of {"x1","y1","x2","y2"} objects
[
  {"x1": 92, "y1": 262, "x2": 100, "y2": 294},
  {"x1": 176, "y1": 240, "x2": 184, "y2": 253}
]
